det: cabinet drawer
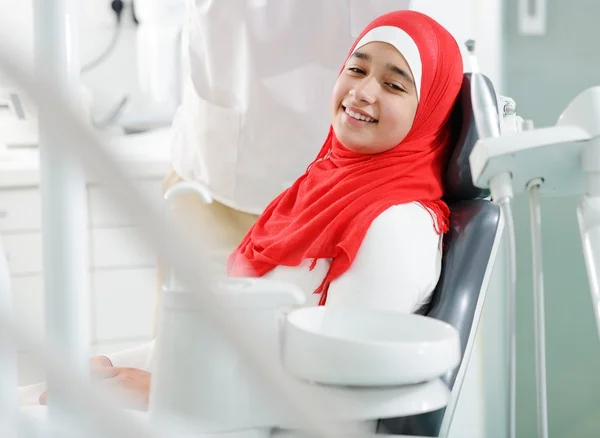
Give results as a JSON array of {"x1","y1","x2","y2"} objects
[
  {"x1": 11, "y1": 267, "x2": 157, "y2": 348},
  {"x1": 18, "y1": 350, "x2": 45, "y2": 386},
  {"x1": 2, "y1": 233, "x2": 43, "y2": 275},
  {"x1": 0, "y1": 178, "x2": 164, "y2": 233},
  {"x1": 88, "y1": 180, "x2": 164, "y2": 228},
  {"x1": 90, "y1": 227, "x2": 156, "y2": 268},
  {"x1": 12, "y1": 275, "x2": 94, "y2": 349},
  {"x1": 2, "y1": 227, "x2": 156, "y2": 275},
  {"x1": 0, "y1": 188, "x2": 41, "y2": 232},
  {"x1": 92, "y1": 268, "x2": 157, "y2": 342},
  {"x1": 12, "y1": 275, "x2": 45, "y2": 343}
]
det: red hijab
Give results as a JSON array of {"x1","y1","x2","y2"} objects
[{"x1": 228, "y1": 11, "x2": 464, "y2": 305}]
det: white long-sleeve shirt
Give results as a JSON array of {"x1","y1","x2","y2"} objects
[{"x1": 106, "y1": 202, "x2": 442, "y2": 371}]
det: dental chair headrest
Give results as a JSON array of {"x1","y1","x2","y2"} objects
[{"x1": 444, "y1": 73, "x2": 498, "y2": 202}]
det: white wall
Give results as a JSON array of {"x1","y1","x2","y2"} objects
[
  {"x1": 0, "y1": 0, "x2": 34, "y2": 83},
  {"x1": 411, "y1": 0, "x2": 503, "y2": 90},
  {"x1": 79, "y1": 0, "x2": 146, "y2": 120},
  {"x1": 0, "y1": 0, "x2": 175, "y2": 129}
]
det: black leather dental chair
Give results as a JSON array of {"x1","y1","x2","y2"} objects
[{"x1": 378, "y1": 73, "x2": 504, "y2": 438}]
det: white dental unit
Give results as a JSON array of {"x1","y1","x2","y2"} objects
[
  {"x1": 4, "y1": 1, "x2": 600, "y2": 438},
  {"x1": 469, "y1": 78, "x2": 600, "y2": 438}
]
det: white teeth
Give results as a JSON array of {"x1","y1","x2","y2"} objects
[{"x1": 344, "y1": 107, "x2": 376, "y2": 123}]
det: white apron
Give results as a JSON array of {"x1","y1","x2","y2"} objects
[{"x1": 170, "y1": 0, "x2": 410, "y2": 214}]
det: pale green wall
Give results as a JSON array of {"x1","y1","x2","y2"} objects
[{"x1": 504, "y1": 1, "x2": 600, "y2": 436}]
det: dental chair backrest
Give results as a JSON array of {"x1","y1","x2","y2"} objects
[{"x1": 378, "y1": 73, "x2": 504, "y2": 438}]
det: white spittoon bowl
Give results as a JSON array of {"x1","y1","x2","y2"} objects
[{"x1": 282, "y1": 307, "x2": 461, "y2": 386}]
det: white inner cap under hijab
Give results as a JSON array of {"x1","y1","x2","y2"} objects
[{"x1": 351, "y1": 26, "x2": 422, "y2": 101}]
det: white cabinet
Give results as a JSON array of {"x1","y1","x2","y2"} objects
[
  {"x1": 92, "y1": 268, "x2": 157, "y2": 342},
  {"x1": 2, "y1": 180, "x2": 164, "y2": 356},
  {"x1": 0, "y1": 188, "x2": 42, "y2": 232},
  {"x1": 0, "y1": 137, "x2": 170, "y2": 375},
  {"x1": 11, "y1": 275, "x2": 44, "y2": 338},
  {"x1": 0, "y1": 118, "x2": 174, "y2": 386}
]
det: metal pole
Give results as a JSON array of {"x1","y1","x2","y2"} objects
[
  {"x1": 528, "y1": 180, "x2": 549, "y2": 438},
  {"x1": 497, "y1": 197, "x2": 517, "y2": 438},
  {"x1": 33, "y1": 0, "x2": 90, "y2": 426}
]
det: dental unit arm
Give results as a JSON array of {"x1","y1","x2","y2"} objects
[
  {"x1": 471, "y1": 86, "x2": 600, "y2": 335},
  {"x1": 470, "y1": 74, "x2": 600, "y2": 438}
]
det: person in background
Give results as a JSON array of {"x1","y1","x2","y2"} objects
[{"x1": 163, "y1": 0, "x2": 413, "y2": 274}]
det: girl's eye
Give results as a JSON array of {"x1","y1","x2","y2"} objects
[
  {"x1": 348, "y1": 67, "x2": 365, "y2": 75},
  {"x1": 386, "y1": 82, "x2": 406, "y2": 93}
]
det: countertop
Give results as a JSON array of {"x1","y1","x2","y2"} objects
[{"x1": 0, "y1": 126, "x2": 172, "y2": 188}]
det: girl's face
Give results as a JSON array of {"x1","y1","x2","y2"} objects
[{"x1": 331, "y1": 41, "x2": 419, "y2": 154}]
